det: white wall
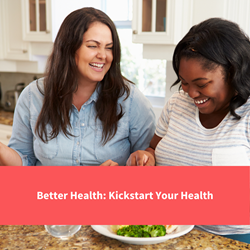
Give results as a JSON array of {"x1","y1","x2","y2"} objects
[
  {"x1": 192, "y1": 0, "x2": 225, "y2": 25},
  {"x1": 51, "y1": 0, "x2": 104, "y2": 41}
]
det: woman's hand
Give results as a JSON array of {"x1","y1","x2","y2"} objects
[
  {"x1": 126, "y1": 149, "x2": 155, "y2": 166},
  {"x1": 0, "y1": 142, "x2": 22, "y2": 166},
  {"x1": 100, "y1": 159, "x2": 119, "y2": 166},
  {"x1": 126, "y1": 134, "x2": 161, "y2": 166}
]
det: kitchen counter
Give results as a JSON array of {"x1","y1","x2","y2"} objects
[
  {"x1": 0, "y1": 109, "x2": 13, "y2": 125},
  {"x1": 0, "y1": 225, "x2": 249, "y2": 249}
]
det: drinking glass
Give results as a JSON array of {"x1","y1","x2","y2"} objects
[{"x1": 45, "y1": 225, "x2": 81, "y2": 239}]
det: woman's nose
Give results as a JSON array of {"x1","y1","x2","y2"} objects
[
  {"x1": 187, "y1": 86, "x2": 200, "y2": 99},
  {"x1": 97, "y1": 48, "x2": 106, "y2": 59}
]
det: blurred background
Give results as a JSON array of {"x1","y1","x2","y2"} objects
[{"x1": 0, "y1": 0, "x2": 249, "y2": 121}]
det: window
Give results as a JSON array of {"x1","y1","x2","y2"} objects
[
  {"x1": 118, "y1": 29, "x2": 166, "y2": 99},
  {"x1": 104, "y1": 0, "x2": 167, "y2": 103}
]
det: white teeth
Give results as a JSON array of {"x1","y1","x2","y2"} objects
[
  {"x1": 90, "y1": 63, "x2": 104, "y2": 68},
  {"x1": 194, "y1": 98, "x2": 209, "y2": 104}
]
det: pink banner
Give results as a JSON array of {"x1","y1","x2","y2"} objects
[{"x1": 0, "y1": 166, "x2": 249, "y2": 225}]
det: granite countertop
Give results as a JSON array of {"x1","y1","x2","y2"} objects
[
  {"x1": 0, "y1": 109, "x2": 13, "y2": 125},
  {"x1": 0, "y1": 225, "x2": 249, "y2": 250}
]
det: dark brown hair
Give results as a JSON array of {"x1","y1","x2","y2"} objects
[{"x1": 35, "y1": 7, "x2": 131, "y2": 143}]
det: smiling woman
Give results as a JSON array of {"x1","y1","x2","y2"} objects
[
  {"x1": 179, "y1": 58, "x2": 234, "y2": 128},
  {"x1": 126, "y1": 17, "x2": 250, "y2": 243},
  {"x1": 75, "y1": 22, "x2": 113, "y2": 88},
  {"x1": 0, "y1": 7, "x2": 155, "y2": 166},
  {"x1": 73, "y1": 21, "x2": 114, "y2": 109}
]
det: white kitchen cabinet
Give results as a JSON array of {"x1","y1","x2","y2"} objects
[
  {"x1": 0, "y1": 0, "x2": 53, "y2": 72},
  {"x1": 132, "y1": 0, "x2": 193, "y2": 45},
  {"x1": 0, "y1": 124, "x2": 12, "y2": 146},
  {"x1": 132, "y1": 0, "x2": 193, "y2": 60},
  {"x1": 0, "y1": 0, "x2": 30, "y2": 61},
  {"x1": 21, "y1": 0, "x2": 53, "y2": 42},
  {"x1": 132, "y1": 0, "x2": 250, "y2": 60}
]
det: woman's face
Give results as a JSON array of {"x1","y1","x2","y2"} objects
[
  {"x1": 179, "y1": 57, "x2": 234, "y2": 116},
  {"x1": 75, "y1": 21, "x2": 113, "y2": 85}
]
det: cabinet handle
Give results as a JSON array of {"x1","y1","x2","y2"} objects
[
  {"x1": 6, "y1": 135, "x2": 11, "y2": 139},
  {"x1": 133, "y1": 30, "x2": 138, "y2": 34},
  {"x1": 46, "y1": 30, "x2": 50, "y2": 34},
  {"x1": 23, "y1": 50, "x2": 28, "y2": 53}
]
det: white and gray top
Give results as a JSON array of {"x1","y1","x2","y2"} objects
[{"x1": 155, "y1": 90, "x2": 250, "y2": 235}]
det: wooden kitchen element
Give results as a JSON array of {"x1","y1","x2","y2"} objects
[
  {"x1": 0, "y1": 109, "x2": 13, "y2": 125},
  {"x1": 29, "y1": 0, "x2": 47, "y2": 32},
  {"x1": 0, "y1": 225, "x2": 249, "y2": 249}
]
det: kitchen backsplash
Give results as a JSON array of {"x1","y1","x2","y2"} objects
[{"x1": 0, "y1": 72, "x2": 43, "y2": 107}]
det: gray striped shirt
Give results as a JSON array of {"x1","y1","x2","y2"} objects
[{"x1": 155, "y1": 91, "x2": 250, "y2": 235}]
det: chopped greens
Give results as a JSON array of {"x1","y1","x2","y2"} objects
[{"x1": 116, "y1": 225, "x2": 166, "y2": 238}]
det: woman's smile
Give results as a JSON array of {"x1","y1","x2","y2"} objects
[
  {"x1": 179, "y1": 57, "x2": 234, "y2": 117},
  {"x1": 75, "y1": 21, "x2": 113, "y2": 86},
  {"x1": 89, "y1": 62, "x2": 105, "y2": 72},
  {"x1": 194, "y1": 97, "x2": 209, "y2": 105}
]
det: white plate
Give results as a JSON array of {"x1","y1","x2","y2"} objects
[{"x1": 91, "y1": 225, "x2": 194, "y2": 245}]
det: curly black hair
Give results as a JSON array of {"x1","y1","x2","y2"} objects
[{"x1": 172, "y1": 17, "x2": 250, "y2": 119}]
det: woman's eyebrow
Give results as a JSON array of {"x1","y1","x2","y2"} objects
[
  {"x1": 192, "y1": 77, "x2": 209, "y2": 82},
  {"x1": 179, "y1": 75, "x2": 184, "y2": 81},
  {"x1": 86, "y1": 40, "x2": 100, "y2": 44},
  {"x1": 179, "y1": 75, "x2": 208, "y2": 82},
  {"x1": 106, "y1": 42, "x2": 113, "y2": 46},
  {"x1": 86, "y1": 40, "x2": 113, "y2": 46}
]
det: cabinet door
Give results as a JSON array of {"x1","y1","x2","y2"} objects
[
  {"x1": 132, "y1": 0, "x2": 173, "y2": 44},
  {"x1": 132, "y1": 0, "x2": 193, "y2": 44},
  {"x1": 21, "y1": 0, "x2": 53, "y2": 42},
  {"x1": 1, "y1": 0, "x2": 30, "y2": 60}
]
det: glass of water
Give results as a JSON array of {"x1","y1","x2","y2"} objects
[{"x1": 45, "y1": 225, "x2": 81, "y2": 239}]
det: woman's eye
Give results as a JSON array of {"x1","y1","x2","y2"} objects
[
  {"x1": 181, "y1": 82, "x2": 188, "y2": 86},
  {"x1": 197, "y1": 83, "x2": 208, "y2": 88},
  {"x1": 88, "y1": 46, "x2": 96, "y2": 48},
  {"x1": 106, "y1": 47, "x2": 113, "y2": 50}
]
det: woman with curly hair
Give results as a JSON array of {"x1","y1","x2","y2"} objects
[
  {"x1": 0, "y1": 7, "x2": 155, "y2": 166},
  {"x1": 127, "y1": 18, "x2": 250, "y2": 243}
]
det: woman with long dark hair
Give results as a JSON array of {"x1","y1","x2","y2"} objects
[{"x1": 0, "y1": 7, "x2": 155, "y2": 166}]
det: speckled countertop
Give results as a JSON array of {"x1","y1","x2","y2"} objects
[
  {"x1": 0, "y1": 225, "x2": 249, "y2": 250},
  {"x1": 0, "y1": 109, "x2": 13, "y2": 125}
]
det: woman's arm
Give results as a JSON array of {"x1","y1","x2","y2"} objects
[
  {"x1": 126, "y1": 134, "x2": 162, "y2": 166},
  {"x1": 7, "y1": 82, "x2": 39, "y2": 166},
  {"x1": 0, "y1": 142, "x2": 22, "y2": 166}
]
